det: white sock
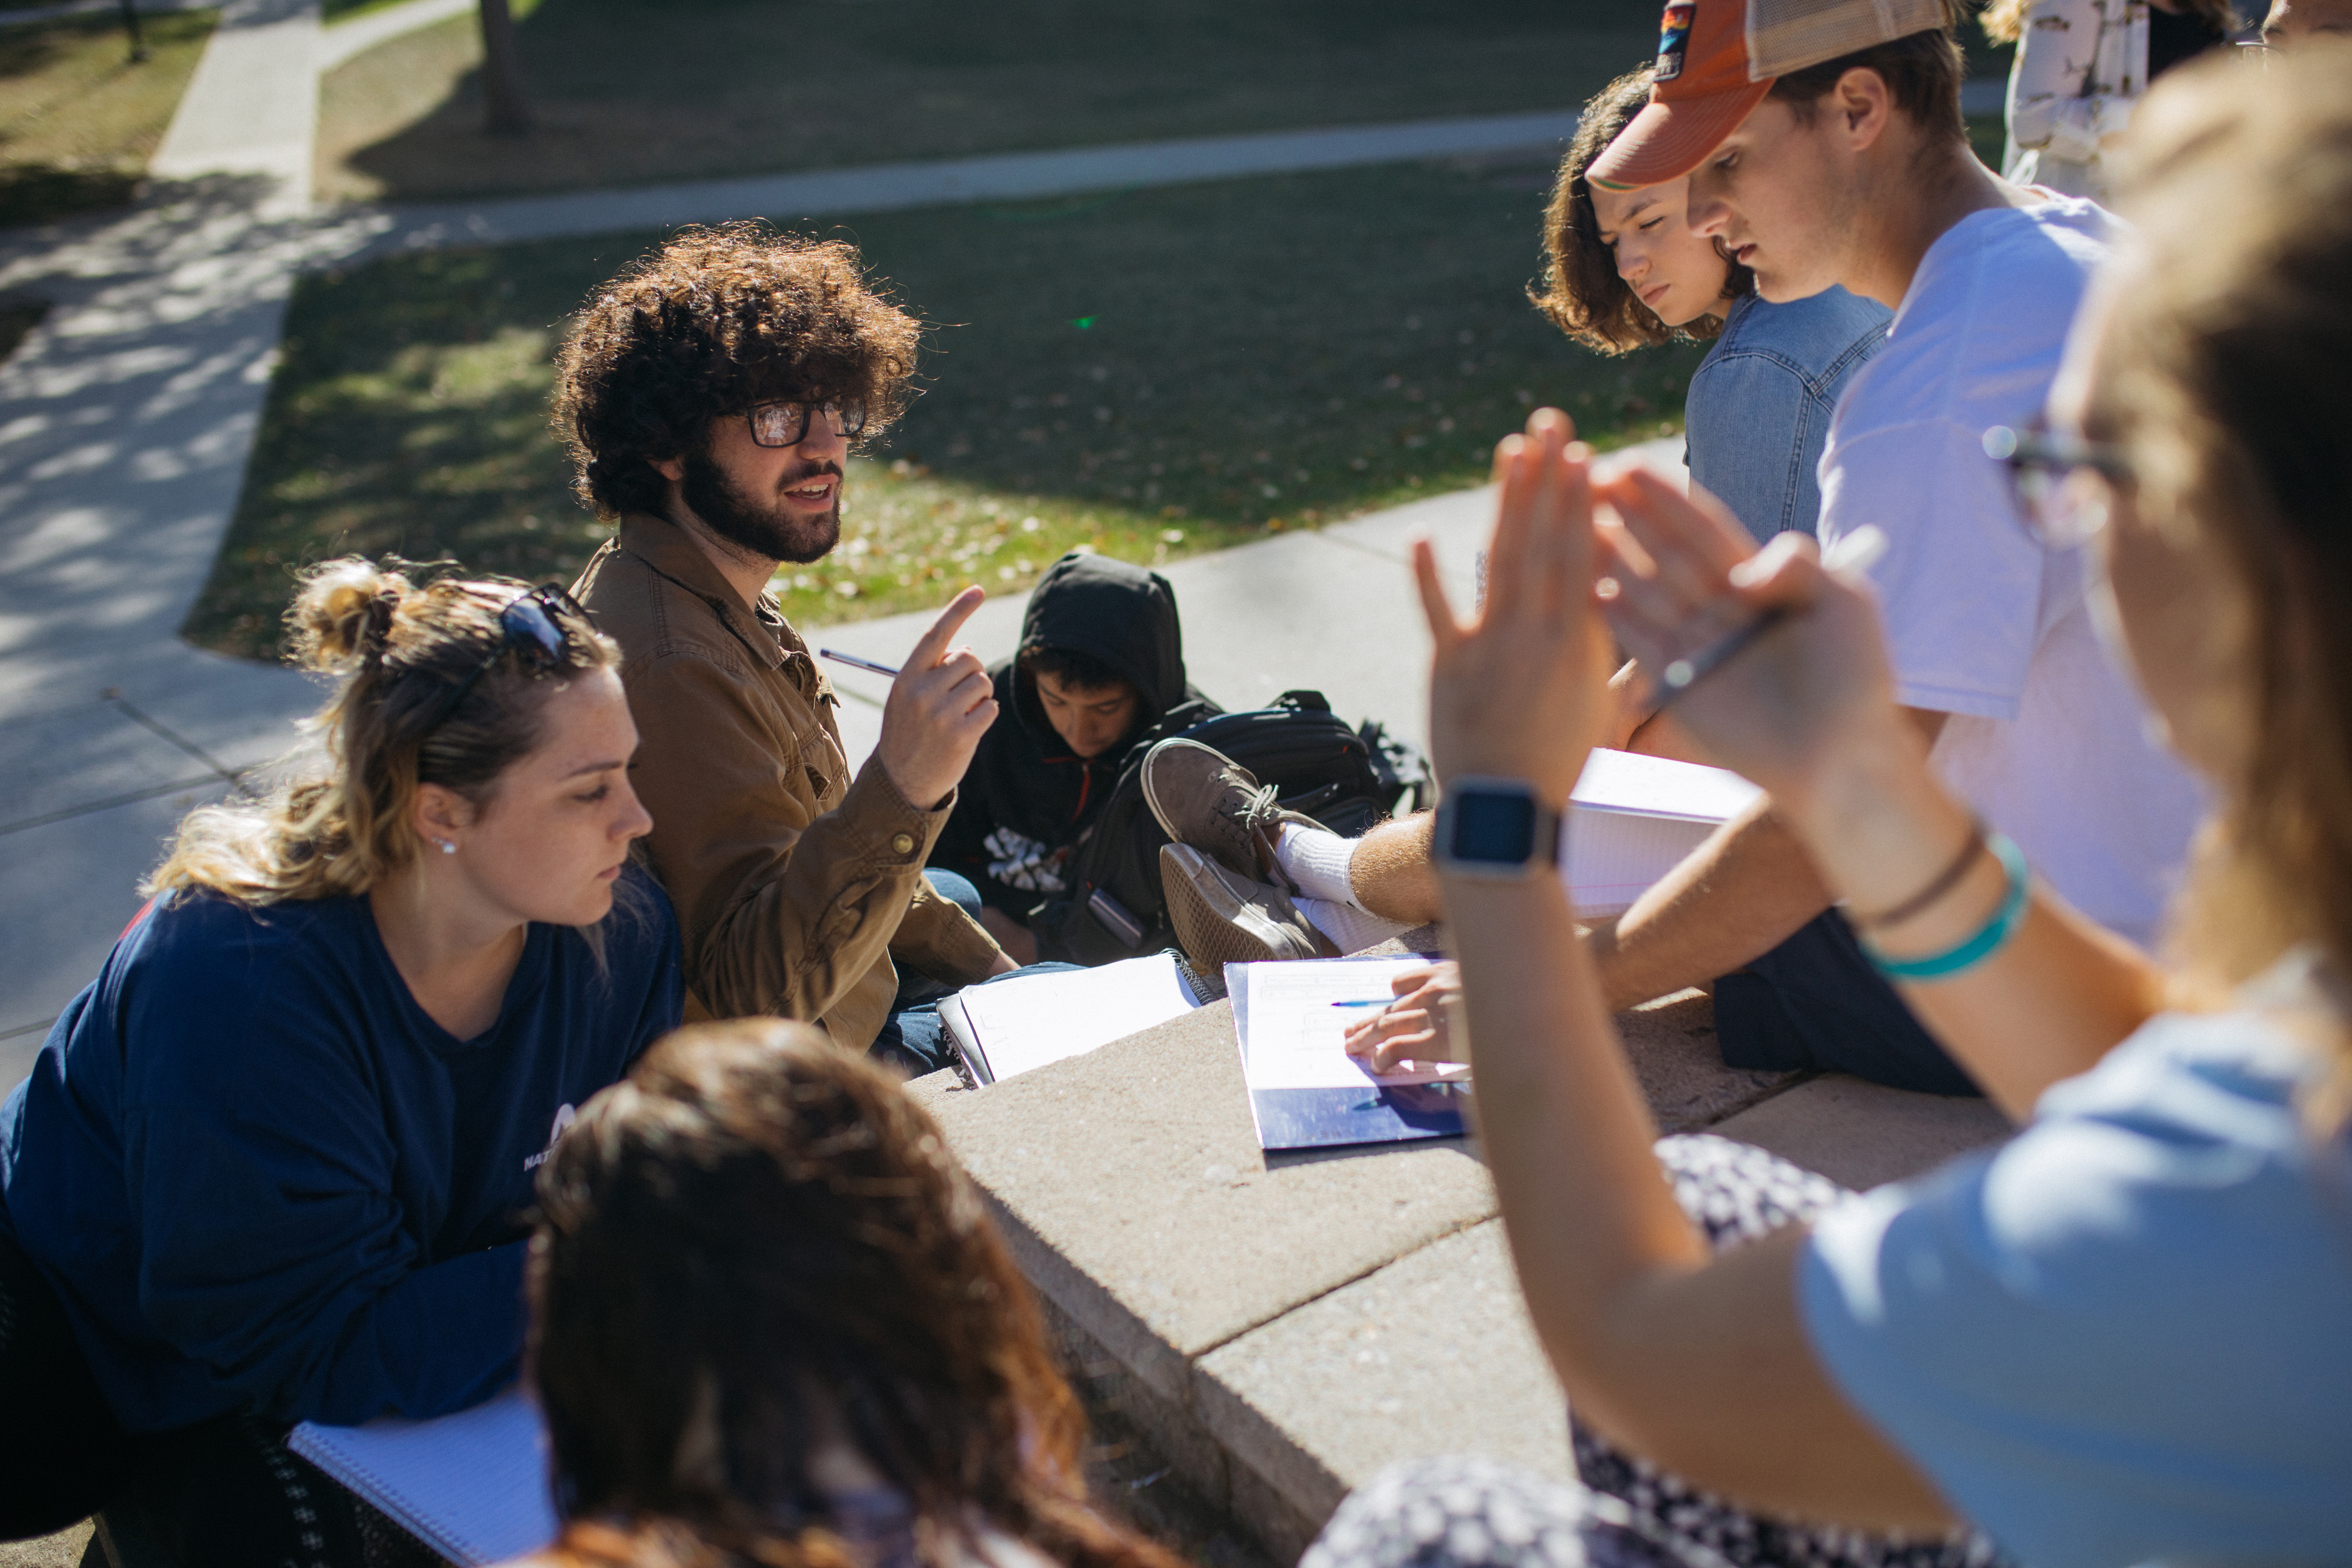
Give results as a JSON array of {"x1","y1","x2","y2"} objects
[
  {"x1": 1296, "y1": 895, "x2": 1411, "y2": 955},
  {"x1": 1275, "y1": 823, "x2": 1364, "y2": 907}
]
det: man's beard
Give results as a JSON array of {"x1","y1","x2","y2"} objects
[{"x1": 679, "y1": 445, "x2": 843, "y2": 566}]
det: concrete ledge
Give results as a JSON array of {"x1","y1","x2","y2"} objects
[
  {"x1": 912, "y1": 977, "x2": 1814, "y2": 1560},
  {"x1": 1195, "y1": 1219, "x2": 1567, "y2": 1562},
  {"x1": 911, "y1": 1001, "x2": 1499, "y2": 1405},
  {"x1": 1708, "y1": 1074, "x2": 2013, "y2": 1192}
]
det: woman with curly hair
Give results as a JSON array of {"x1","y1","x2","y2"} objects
[
  {"x1": 1534, "y1": 66, "x2": 1890, "y2": 553},
  {"x1": 513, "y1": 1018, "x2": 1187, "y2": 1568},
  {"x1": 0, "y1": 560, "x2": 682, "y2": 1565}
]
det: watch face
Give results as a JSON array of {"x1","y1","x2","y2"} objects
[{"x1": 1451, "y1": 790, "x2": 1537, "y2": 863}]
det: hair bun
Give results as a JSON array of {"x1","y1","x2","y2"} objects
[{"x1": 290, "y1": 558, "x2": 410, "y2": 672}]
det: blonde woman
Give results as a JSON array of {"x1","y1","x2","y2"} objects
[
  {"x1": 1308, "y1": 47, "x2": 2351, "y2": 1567},
  {"x1": 1986, "y1": 0, "x2": 2234, "y2": 198},
  {"x1": 0, "y1": 562, "x2": 681, "y2": 1566}
]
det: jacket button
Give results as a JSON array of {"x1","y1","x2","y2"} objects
[{"x1": 891, "y1": 833, "x2": 915, "y2": 856}]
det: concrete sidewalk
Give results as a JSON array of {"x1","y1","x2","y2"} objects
[
  {"x1": 335, "y1": 108, "x2": 1589, "y2": 261},
  {"x1": 0, "y1": 0, "x2": 330, "y2": 1089},
  {"x1": 808, "y1": 439, "x2": 1685, "y2": 778}
]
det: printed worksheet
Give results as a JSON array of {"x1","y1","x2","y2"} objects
[{"x1": 1233, "y1": 957, "x2": 1469, "y2": 1089}]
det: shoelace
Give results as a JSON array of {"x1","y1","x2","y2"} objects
[{"x1": 1220, "y1": 779, "x2": 1298, "y2": 892}]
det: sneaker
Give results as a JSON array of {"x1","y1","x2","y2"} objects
[
  {"x1": 1141, "y1": 738, "x2": 1323, "y2": 889},
  {"x1": 1160, "y1": 844, "x2": 1339, "y2": 970}
]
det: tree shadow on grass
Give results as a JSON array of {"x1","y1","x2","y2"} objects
[
  {"x1": 327, "y1": 0, "x2": 1663, "y2": 203},
  {"x1": 189, "y1": 158, "x2": 1706, "y2": 661}
]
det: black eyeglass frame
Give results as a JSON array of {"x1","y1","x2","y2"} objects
[
  {"x1": 744, "y1": 399, "x2": 869, "y2": 449},
  {"x1": 1983, "y1": 420, "x2": 2136, "y2": 550},
  {"x1": 429, "y1": 584, "x2": 589, "y2": 734}
]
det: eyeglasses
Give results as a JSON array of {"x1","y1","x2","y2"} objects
[
  {"x1": 745, "y1": 399, "x2": 867, "y2": 448},
  {"x1": 1982, "y1": 420, "x2": 2134, "y2": 550},
  {"x1": 430, "y1": 585, "x2": 588, "y2": 732}
]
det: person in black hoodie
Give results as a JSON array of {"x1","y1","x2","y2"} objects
[{"x1": 932, "y1": 551, "x2": 1214, "y2": 963}]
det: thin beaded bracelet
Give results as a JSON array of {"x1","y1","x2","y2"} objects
[{"x1": 1862, "y1": 831, "x2": 2032, "y2": 982}]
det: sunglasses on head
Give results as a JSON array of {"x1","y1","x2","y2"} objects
[{"x1": 428, "y1": 585, "x2": 588, "y2": 734}]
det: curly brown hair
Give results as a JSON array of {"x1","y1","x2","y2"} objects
[
  {"x1": 552, "y1": 224, "x2": 921, "y2": 522},
  {"x1": 1531, "y1": 67, "x2": 1752, "y2": 356},
  {"x1": 529, "y1": 1018, "x2": 1189, "y2": 1568}
]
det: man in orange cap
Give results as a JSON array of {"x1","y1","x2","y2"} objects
[
  {"x1": 1324, "y1": 0, "x2": 2206, "y2": 1097},
  {"x1": 1569, "y1": 0, "x2": 2207, "y2": 1086}
]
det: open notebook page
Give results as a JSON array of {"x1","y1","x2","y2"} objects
[
  {"x1": 954, "y1": 952, "x2": 1200, "y2": 1081},
  {"x1": 1233, "y1": 957, "x2": 1468, "y2": 1089}
]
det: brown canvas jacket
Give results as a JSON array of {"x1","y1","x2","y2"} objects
[{"x1": 574, "y1": 513, "x2": 1003, "y2": 1049}]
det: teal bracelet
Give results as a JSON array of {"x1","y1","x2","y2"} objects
[{"x1": 1862, "y1": 831, "x2": 2031, "y2": 982}]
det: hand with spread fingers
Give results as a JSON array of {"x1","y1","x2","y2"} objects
[
  {"x1": 876, "y1": 586, "x2": 1000, "y2": 810},
  {"x1": 1593, "y1": 471, "x2": 1903, "y2": 802},
  {"x1": 1411, "y1": 409, "x2": 1617, "y2": 808},
  {"x1": 1342, "y1": 960, "x2": 1463, "y2": 1072}
]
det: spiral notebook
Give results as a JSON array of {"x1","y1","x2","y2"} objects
[
  {"x1": 1564, "y1": 749, "x2": 1762, "y2": 915},
  {"x1": 290, "y1": 1387, "x2": 557, "y2": 1566}
]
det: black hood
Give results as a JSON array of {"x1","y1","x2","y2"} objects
[{"x1": 1011, "y1": 550, "x2": 1190, "y2": 737}]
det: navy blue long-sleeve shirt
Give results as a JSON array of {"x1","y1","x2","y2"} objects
[{"x1": 0, "y1": 869, "x2": 682, "y2": 1433}]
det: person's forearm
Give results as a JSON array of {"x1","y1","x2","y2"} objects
[
  {"x1": 1446, "y1": 874, "x2": 1709, "y2": 1415},
  {"x1": 1447, "y1": 868, "x2": 1949, "y2": 1525},
  {"x1": 1780, "y1": 724, "x2": 2166, "y2": 1117},
  {"x1": 1588, "y1": 799, "x2": 1833, "y2": 1011}
]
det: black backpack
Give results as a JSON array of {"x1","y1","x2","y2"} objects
[{"x1": 1030, "y1": 690, "x2": 1430, "y2": 966}]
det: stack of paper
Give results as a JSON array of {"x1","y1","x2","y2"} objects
[
  {"x1": 290, "y1": 1386, "x2": 557, "y2": 1566},
  {"x1": 1231, "y1": 956, "x2": 1468, "y2": 1152},
  {"x1": 1564, "y1": 749, "x2": 1763, "y2": 916},
  {"x1": 942, "y1": 951, "x2": 1205, "y2": 1084}
]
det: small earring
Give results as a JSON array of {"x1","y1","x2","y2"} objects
[{"x1": 434, "y1": 839, "x2": 457, "y2": 856}]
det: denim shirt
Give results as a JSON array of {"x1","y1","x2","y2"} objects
[{"x1": 1684, "y1": 288, "x2": 1891, "y2": 543}]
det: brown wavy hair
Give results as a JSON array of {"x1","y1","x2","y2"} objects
[
  {"x1": 146, "y1": 558, "x2": 616, "y2": 905},
  {"x1": 1532, "y1": 67, "x2": 1752, "y2": 355},
  {"x1": 2093, "y1": 48, "x2": 2352, "y2": 1117},
  {"x1": 553, "y1": 224, "x2": 921, "y2": 522},
  {"x1": 528, "y1": 1019, "x2": 1190, "y2": 1568}
]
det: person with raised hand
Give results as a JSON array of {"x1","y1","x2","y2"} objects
[
  {"x1": 557, "y1": 226, "x2": 1016, "y2": 1074},
  {"x1": 0, "y1": 560, "x2": 683, "y2": 1566},
  {"x1": 1305, "y1": 47, "x2": 2352, "y2": 1568}
]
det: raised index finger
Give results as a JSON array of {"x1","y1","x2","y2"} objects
[{"x1": 906, "y1": 585, "x2": 987, "y2": 671}]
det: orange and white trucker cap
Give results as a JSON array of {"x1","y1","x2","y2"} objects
[{"x1": 1587, "y1": 0, "x2": 1952, "y2": 191}]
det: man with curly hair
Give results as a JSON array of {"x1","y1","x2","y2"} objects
[{"x1": 558, "y1": 226, "x2": 1013, "y2": 1073}]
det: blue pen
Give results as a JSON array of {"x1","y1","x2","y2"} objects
[{"x1": 1329, "y1": 998, "x2": 1393, "y2": 1008}]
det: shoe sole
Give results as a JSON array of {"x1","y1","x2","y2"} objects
[
  {"x1": 1160, "y1": 844, "x2": 1320, "y2": 970},
  {"x1": 1140, "y1": 739, "x2": 1264, "y2": 881}
]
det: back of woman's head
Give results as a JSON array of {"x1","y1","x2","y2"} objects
[
  {"x1": 148, "y1": 558, "x2": 616, "y2": 904},
  {"x1": 1532, "y1": 67, "x2": 1752, "y2": 354},
  {"x1": 2094, "y1": 50, "x2": 2352, "y2": 997},
  {"x1": 528, "y1": 1021, "x2": 1182, "y2": 1568}
]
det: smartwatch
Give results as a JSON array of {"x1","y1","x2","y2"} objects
[{"x1": 1432, "y1": 777, "x2": 1563, "y2": 880}]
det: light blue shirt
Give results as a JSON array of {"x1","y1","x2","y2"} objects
[
  {"x1": 1683, "y1": 288, "x2": 1890, "y2": 543},
  {"x1": 1801, "y1": 954, "x2": 2352, "y2": 1566}
]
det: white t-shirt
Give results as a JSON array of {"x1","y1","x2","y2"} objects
[{"x1": 1816, "y1": 199, "x2": 2204, "y2": 947}]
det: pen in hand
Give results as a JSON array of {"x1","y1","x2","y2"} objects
[{"x1": 819, "y1": 648, "x2": 901, "y2": 679}]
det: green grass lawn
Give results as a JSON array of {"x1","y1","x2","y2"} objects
[
  {"x1": 189, "y1": 155, "x2": 1710, "y2": 661},
  {"x1": 316, "y1": 0, "x2": 1660, "y2": 204},
  {"x1": 0, "y1": 7, "x2": 216, "y2": 228}
]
